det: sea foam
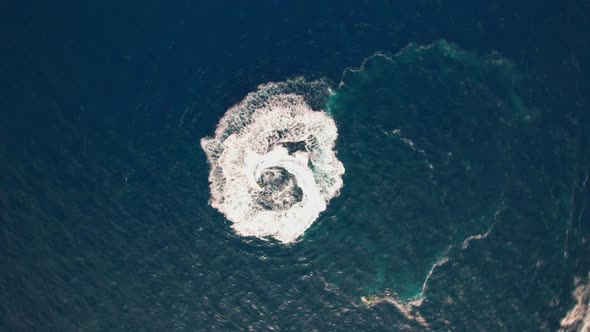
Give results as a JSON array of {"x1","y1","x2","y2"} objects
[{"x1": 201, "y1": 80, "x2": 344, "y2": 243}]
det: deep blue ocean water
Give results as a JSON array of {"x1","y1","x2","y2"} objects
[{"x1": 1, "y1": 1, "x2": 589, "y2": 331}]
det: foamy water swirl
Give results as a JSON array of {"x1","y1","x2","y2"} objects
[{"x1": 201, "y1": 81, "x2": 345, "y2": 243}]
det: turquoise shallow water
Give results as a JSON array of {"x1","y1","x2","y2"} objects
[{"x1": 1, "y1": 1, "x2": 589, "y2": 331}]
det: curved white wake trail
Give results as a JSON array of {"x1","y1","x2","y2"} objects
[{"x1": 201, "y1": 81, "x2": 345, "y2": 243}]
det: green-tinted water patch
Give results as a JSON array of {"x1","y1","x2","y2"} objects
[{"x1": 317, "y1": 41, "x2": 529, "y2": 299}]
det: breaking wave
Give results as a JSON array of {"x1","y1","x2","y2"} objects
[{"x1": 201, "y1": 80, "x2": 345, "y2": 243}]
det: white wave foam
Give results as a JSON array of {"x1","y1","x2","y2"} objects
[
  {"x1": 201, "y1": 81, "x2": 345, "y2": 243},
  {"x1": 560, "y1": 274, "x2": 590, "y2": 332}
]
